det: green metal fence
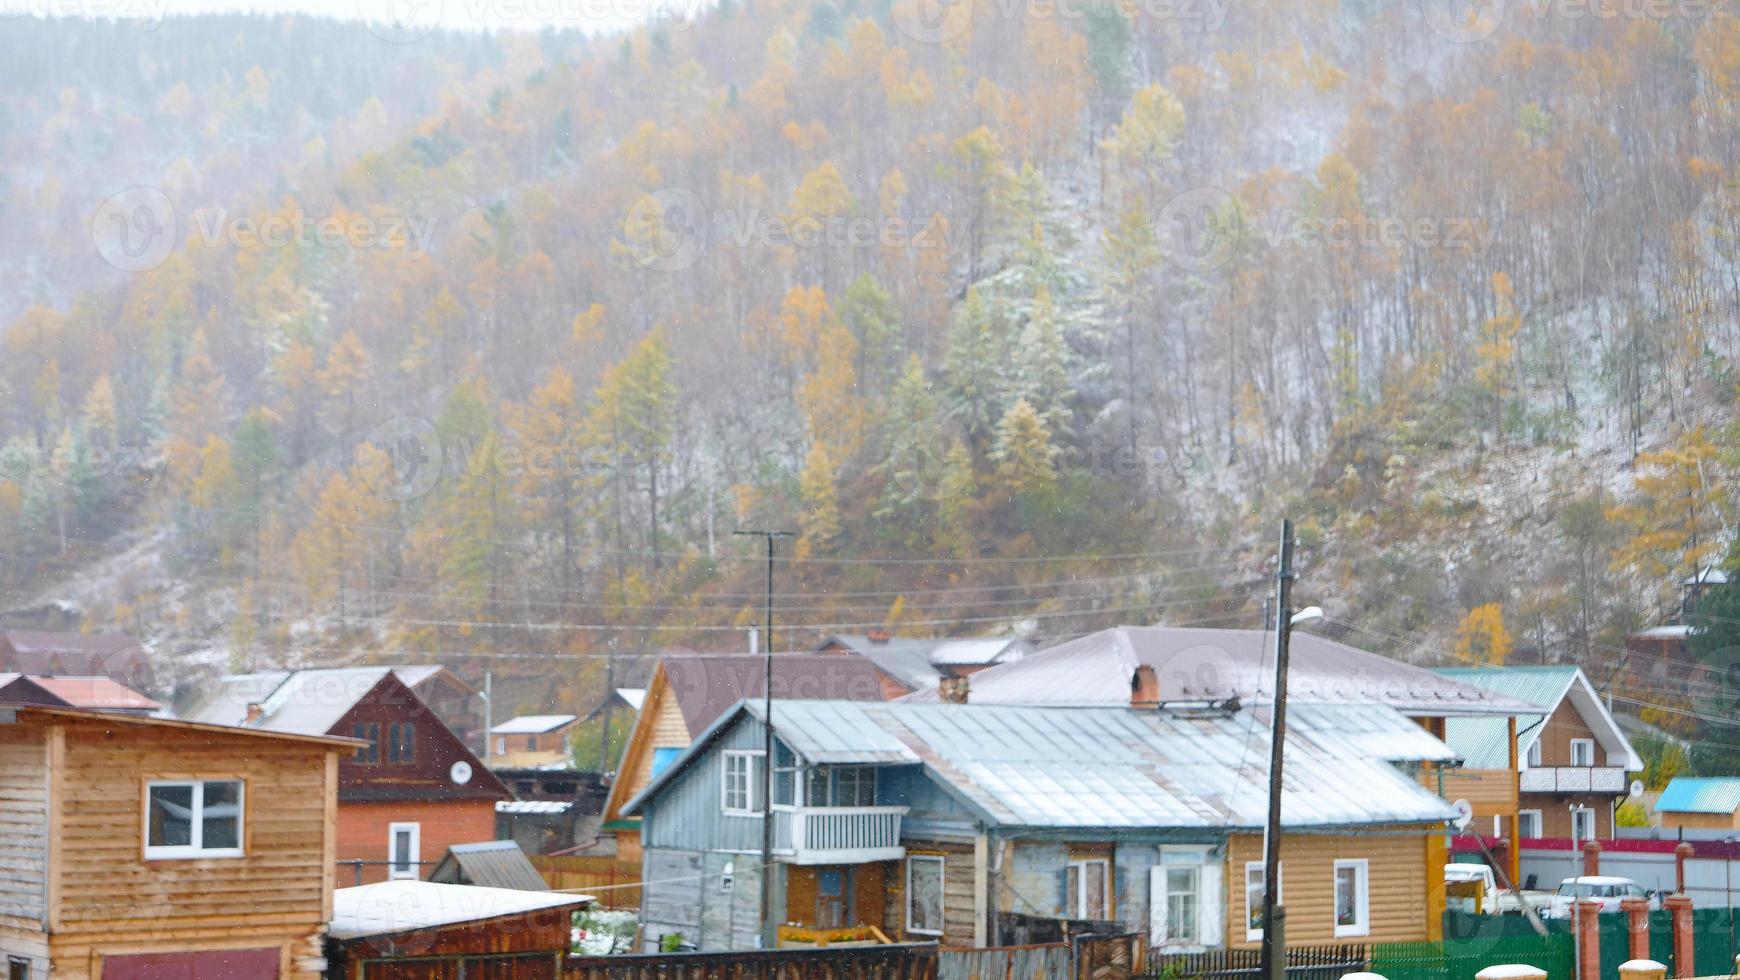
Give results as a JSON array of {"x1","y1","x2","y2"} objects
[
  {"x1": 1692, "y1": 907, "x2": 1740, "y2": 978},
  {"x1": 1371, "y1": 914, "x2": 1573, "y2": 980}
]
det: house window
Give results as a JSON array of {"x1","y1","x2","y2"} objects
[
  {"x1": 9, "y1": 956, "x2": 30, "y2": 980},
  {"x1": 1333, "y1": 859, "x2": 1370, "y2": 938},
  {"x1": 388, "y1": 722, "x2": 415, "y2": 763},
  {"x1": 354, "y1": 723, "x2": 380, "y2": 763},
  {"x1": 1572, "y1": 807, "x2": 1596, "y2": 842},
  {"x1": 1065, "y1": 858, "x2": 1110, "y2": 919},
  {"x1": 1244, "y1": 862, "x2": 1281, "y2": 941},
  {"x1": 836, "y1": 766, "x2": 876, "y2": 807},
  {"x1": 496, "y1": 737, "x2": 506, "y2": 756},
  {"x1": 1526, "y1": 740, "x2": 1542, "y2": 767},
  {"x1": 1570, "y1": 739, "x2": 1596, "y2": 767},
  {"x1": 1518, "y1": 810, "x2": 1543, "y2": 839},
  {"x1": 527, "y1": 736, "x2": 538, "y2": 751},
  {"x1": 144, "y1": 780, "x2": 244, "y2": 859},
  {"x1": 907, "y1": 855, "x2": 945, "y2": 935},
  {"x1": 1164, "y1": 866, "x2": 1200, "y2": 944},
  {"x1": 722, "y1": 750, "x2": 762, "y2": 815},
  {"x1": 388, "y1": 822, "x2": 420, "y2": 880}
]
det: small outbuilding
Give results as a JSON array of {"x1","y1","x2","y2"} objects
[
  {"x1": 326, "y1": 880, "x2": 592, "y2": 979},
  {"x1": 1656, "y1": 777, "x2": 1740, "y2": 831},
  {"x1": 429, "y1": 840, "x2": 550, "y2": 891}
]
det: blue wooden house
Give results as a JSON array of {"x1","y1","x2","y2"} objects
[{"x1": 622, "y1": 698, "x2": 1460, "y2": 952}]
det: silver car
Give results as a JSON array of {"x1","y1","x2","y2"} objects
[{"x1": 1544, "y1": 876, "x2": 1661, "y2": 918}]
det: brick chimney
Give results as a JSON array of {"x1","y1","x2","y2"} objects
[
  {"x1": 1131, "y1": 665, "x2": 1160, "y2": 709},
  {"x1": 245, "y1": 702, "x2": 264, "y2": 725},
  {"x1": 938, "y1": 675, "x2": 970, "y2": 704},
  {"x1": 866, "y1": 629, "x2": 892, "y2": 643}
]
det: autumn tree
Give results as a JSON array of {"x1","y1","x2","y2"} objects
[{"x1": 1454, "y1": 603, "x2": 1512, "y2": 667}]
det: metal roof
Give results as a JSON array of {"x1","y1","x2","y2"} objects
[
  {"x1": 497, "y1": 799, "x2": 575, "y2": 815},
  {"x1": 27, "y1": 675, "x2": 159, "y2": 712},
  {"x1": 186, "y1": 666, "x2": 458, "y2": 735},
  {"x1": 819, "y1": 634, "x2": 1028, "y2": 688},
  {"x1": 659, "y1": 653, "x2": 901, "y2": 733},
  {"x1": 329, "y1": 881, "x2": 589, "y2": 939},
  {"x1": 617, "y1": 688, "x2": 646, "y2": 710},
  {"x1": 902, "y1": 626, "x2": 1539, "y2": 716},
  {"x1": 1657, "y1": 777, "x2": 1740, "y2": 815},
  {"x1": 630, "y1": 699, "x2": 1458, "y2": 831},
  {"x1": 428, "y1": 840, "x2": 551, "y2": 891},
  {"x1": 1433, "y1": 666, "x2": 1643, "y2": 770},
  {"x1": 492, "y1": 714, "x2": 578, "y2": 735}
]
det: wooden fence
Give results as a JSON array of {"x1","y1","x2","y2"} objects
[
  {"x1": 1144, "y1": 944, "x2": 1366, "y2": 980},
  {"x1": 939, "y1": 944, "x2": 1072, "y2": 980},
  {"x1": 529, "y1": 854, "x2": 643, "y2": 909},
  {"x1": 561, "y1": 942, "x2": 940, "y2": 980}
]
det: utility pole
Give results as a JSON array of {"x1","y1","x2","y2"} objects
[
  {"x1": 734, "y1": 528, "x2": 793, "y2": 950},
  {"x1": 1260, "y1": 519, "x2": 1295, "y2": 980}
]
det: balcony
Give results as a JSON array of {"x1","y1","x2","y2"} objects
[
  {"x1": 1520, "y1": 766, "x2": 1627, "y2": 793},
  {"x1": 771, "y1": 805, "x2": 908, "y2": 865}
]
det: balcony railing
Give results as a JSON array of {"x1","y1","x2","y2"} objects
[
  {"x1": 1519, "y1": 766, "x2": 1626, "y2": 793},
  {"x1": 771, "y1": 805, "x2": 908, "y2": 864}
]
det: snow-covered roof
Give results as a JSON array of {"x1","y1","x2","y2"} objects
[
  {"x1": 491, "y1": 714, "x2": 578, "y2": 735},
  {"x1": 616, "y1": 688, "x2": 646, "y2": 710},
  {"x1": 329, "y1": 880, "x2": 590, "y2": 939}
]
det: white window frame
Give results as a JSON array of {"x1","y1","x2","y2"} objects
[
  {"x1": 1569, "y1": 738, "x2": 1596, "y2": 767},
  {"x1": 388, "y1": 821, "x2": 421, "y2": 880},
  {"x1": 1571, "y1": 807, "x2": 1596, "y2": 843},
  {"x1": 1244, "y1": 861, "x2": 1282, "y2": 942},
  {"x1": 143, "y1": 779, "x2": 245, "y2": 860},
  {"x1": 1161, "y1": 864, "x2": 1200, "y2": 945},
  {"x1": 1153, "y1": 845, "x2": 1221, "y2": 950},
  {"x1": 907, "y1": 854, "x2": 946, "y2": 936},
  {"x1": 1526, "y1": 739, "x2": 1542, "y2": 767},
  {"x1": 1518, "y1": 809, "x2": 1543, "y2": 840},
  {"x1": 1066, "y1": 857, "x2": 1112, "y2": 919},
  {"x1": 1333, "y1": 859, "x2": 1370, "y2": 938},
  {"x1": 721, "y1": 750, "x2": 763, "y2": 817}
]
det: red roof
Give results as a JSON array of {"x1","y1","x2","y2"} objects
[{"x1": 28, "y1": 675, "x2": 159, "y2": 712}]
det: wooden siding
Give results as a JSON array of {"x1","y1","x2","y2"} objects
[
  {"x1": 783, "y1": 862, "x2": 889, "y2": 930},
  {"x1": 1224, "y1": 826, "x2": 1435, "y2": 949},
  {"x1": 1429, "y1": 766, "x2": 1518, "y2": 823},
  {"x1": 899, "y1": 841, "x2": 977, "y2": 947},
  {"x1": 604, "y1": 668, "x2": 691, "y2": 827},
  {"x1": 0, "y1": 728, "x2": 48, "y2": 927},
  {"x1": 335, "y1": 674, "x2": 509, "y2": 804},
  {"x1": 1660, "y1": 810, "x2": 1740, "y2": 831},
  {"x1": 642, "y1": 716, "x2": 767, "y2": 854},
  {"x1": 45, "y1": 718, "x2": 336, "y2": 979},
  {"x1": 1535, "y1": 698, "x2": 1609, "y2": 767},
  {"x1": 1527, "y1": 792, "x2": 1621, "y2": 839}
]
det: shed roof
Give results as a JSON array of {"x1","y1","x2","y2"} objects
[
  {"x1": 427, "y1": 840, "x2": 550, "y2": 891},
  {"x1": 492, "y1": 714, "x2": 578, "y2": 735},
  {"x1": 1657, "y1": 777, "x2": 1740, "y2": 815},
  {"x1": 329, "y1": 881, "x2": 589, "y2": 939},
  {"x1": 28, "y1": 675, "x2": 159, "y2": 712},
  {"x1": 1433, "y1": 666, "x2": 1643, "y2": 770},
  {"x1": 902, "y1": 626, "x2": 1538, "y2": 716},
  {"x1": 628, "y1": 699, "x2": 1458, "y2": 831},
  {"x1": 0, "y1": 704, "x2": 358, "y2": 748}
]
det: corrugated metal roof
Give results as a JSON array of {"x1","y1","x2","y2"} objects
[
  {"x1": 492, "y1": 714, "x2": 578, "y2": 735},
  {"x1": 660, "y1": 654, "x2": 901, "y2": 733},
  {"x1": 29, "y1": 675, "x2": 159, "y2": 711},
  {"x1": 1657, "y1": 777, "x2": 1740, "y2": 815},
  {"x1": 186, "y1": 666, "x2": 457, "y2": 734},
  {"x1": 329, "y1": 881, "x2": 588, "y2": 939},
  {"x1": 903, "y1": 626, "x2": 1539, "y2": 716},
  {"x1": 428, "y1": 840, "x2": 551, "y2": 891},
  {"x1": 724, "y1": 699, "x2": 1458, "y2": 831},
  {"x1": 819, "y1": 634, "x2": 1027, "y2": 688},
  {"x1": 497, "y1": 799, "x2": 574, "y2": 815},
  {"x1": 1433, "y1": 667, "x2": 1573, "y2": 768}
]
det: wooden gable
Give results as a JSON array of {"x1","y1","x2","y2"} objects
[
  {"x1": 601, "y1": 663, "x2": 686, "y2": 826},
  {"x1": 333, "y1": 673, "x2": 511, "y2": 803}
]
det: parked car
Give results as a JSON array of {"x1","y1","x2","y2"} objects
[
  {"x1": 1445, "y1": 864, "x2": 1501, "y2": 914},
  {"x1": 1544, "y1": 876, "x2": 1661, "y2": 918}
]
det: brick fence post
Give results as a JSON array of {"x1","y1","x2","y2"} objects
[
  {"x1": 1618, "y1": 961, "x2": 1667, "y2": 980},
  {"x1": 1583, "y1": 839, "x2": 1601, "y2": 878},
  {"x1": 1620, "y1": 897, "x2": 1650, "y2": 962},
  {"x1": 1665, "y1": 894, "x2": 1694, "y2": 979},
  {"x1": 1673, "y1": 842, "x2": 1693, "y2": 895},
  {"x1": 1577, "y1": 899, "x2": 1603, "y2": 980}
]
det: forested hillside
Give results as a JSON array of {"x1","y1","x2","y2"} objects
[{"x1": 2, "y1": 0, "x2": 1738, "y2": 718}]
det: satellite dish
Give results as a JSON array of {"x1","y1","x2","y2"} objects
[
  {"x1": 1452, "y1": 799, "x2": 1474, "y2": 831},
  {"x1": 1630, "y1": 779, "x2": 1645, "y2": 799},
  {"x1": 450, "y1": 760, "x2": 473, "y2": 785}
]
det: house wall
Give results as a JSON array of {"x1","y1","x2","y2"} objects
[
  {"x1": 1535, "y1": 699, "x2": 1610, "y2": 766},
  {"x1": 1659, "y1": 810, "x2": 1740, "y2": 831},
  {"x1": 613, "y1": 675, "x2": 691, "y2": 821},
  {"x1": 637, "y1": 846, "x2": 768, "y2": 951},
  {"x1": 334, "y1": 798, "x2": 497, "y2": 887},
  {"x1": 0, "y1": 728, "x2": 49, "y2": 977},
  {"x1": 46, "y1": 720, "x2": 335, "y2": 979},
  {"x1": 893, "y1": 841, "x2": 978, "y2": 946},
  {"x1": 1431, "y1": 766, "x2": 1518, "y2": 826},
  {"x1": 1225, "y1": 826, "x2": 1438, "y2": 948},
  {"x1": 642, "y1": 717, "x2": 768, "y2": 854},
  {"x1": 1523, "y1": 792, "x2": 1619, "y2": 839}
]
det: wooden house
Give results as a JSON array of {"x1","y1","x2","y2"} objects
[
  {"x1": 186, "y1": 667, "x2": 512, "y2": 887},
  {"x1": 0, "y1": 704, "x2": 351, "y2": 979},
  {"x1": 489, "y1": 714, "x2": 580, "y2": 767},
  {"x1": 0, "y1": 631, "x2": 154, "y2": 697},
  {"x1": 1436, "y1": 667, "x2": 1641, "y2": 842},
  {"x1": 623, "y1": 698, "x2": 1459, "y2": 953},
  {"x1": 598, "y1": 654, "x2": 909, "y2": 863},
  {"x1": 325, "y1": 880, "x2": 590, "y2": 979},
  {"x1": 1653, "y1": 777, "x2": 1740, "y2": 831}
]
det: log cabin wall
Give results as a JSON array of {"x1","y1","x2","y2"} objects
[{"x1": 17, "y1": 715, "x2": 339, "y2": 979}]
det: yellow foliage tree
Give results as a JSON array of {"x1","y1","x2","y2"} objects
[
  {"x1": 1607, "y1": 426, "x2": 1729, "y2": 579},
  {"x1": 1454, "y1": 603, "x2": 1512, "y2": 666}
]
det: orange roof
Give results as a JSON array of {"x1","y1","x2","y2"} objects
[{"x1": 29, "y1": 675, "x2": 159, "y2": 711}]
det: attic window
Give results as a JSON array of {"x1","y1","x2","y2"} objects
[
  {"x1": 145, "y1": 780, "x2": 244, "y2": 859},
  {"x1": 388, "y1": 722, "x2": 415, "y2": 763}
]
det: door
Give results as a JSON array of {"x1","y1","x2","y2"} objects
[
  {"x1": 101, "y1": 948, "x2": 280, "y2": 978},
  {"x1": 816, "y1": 867, "x2": 850, "y2": 928}
]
